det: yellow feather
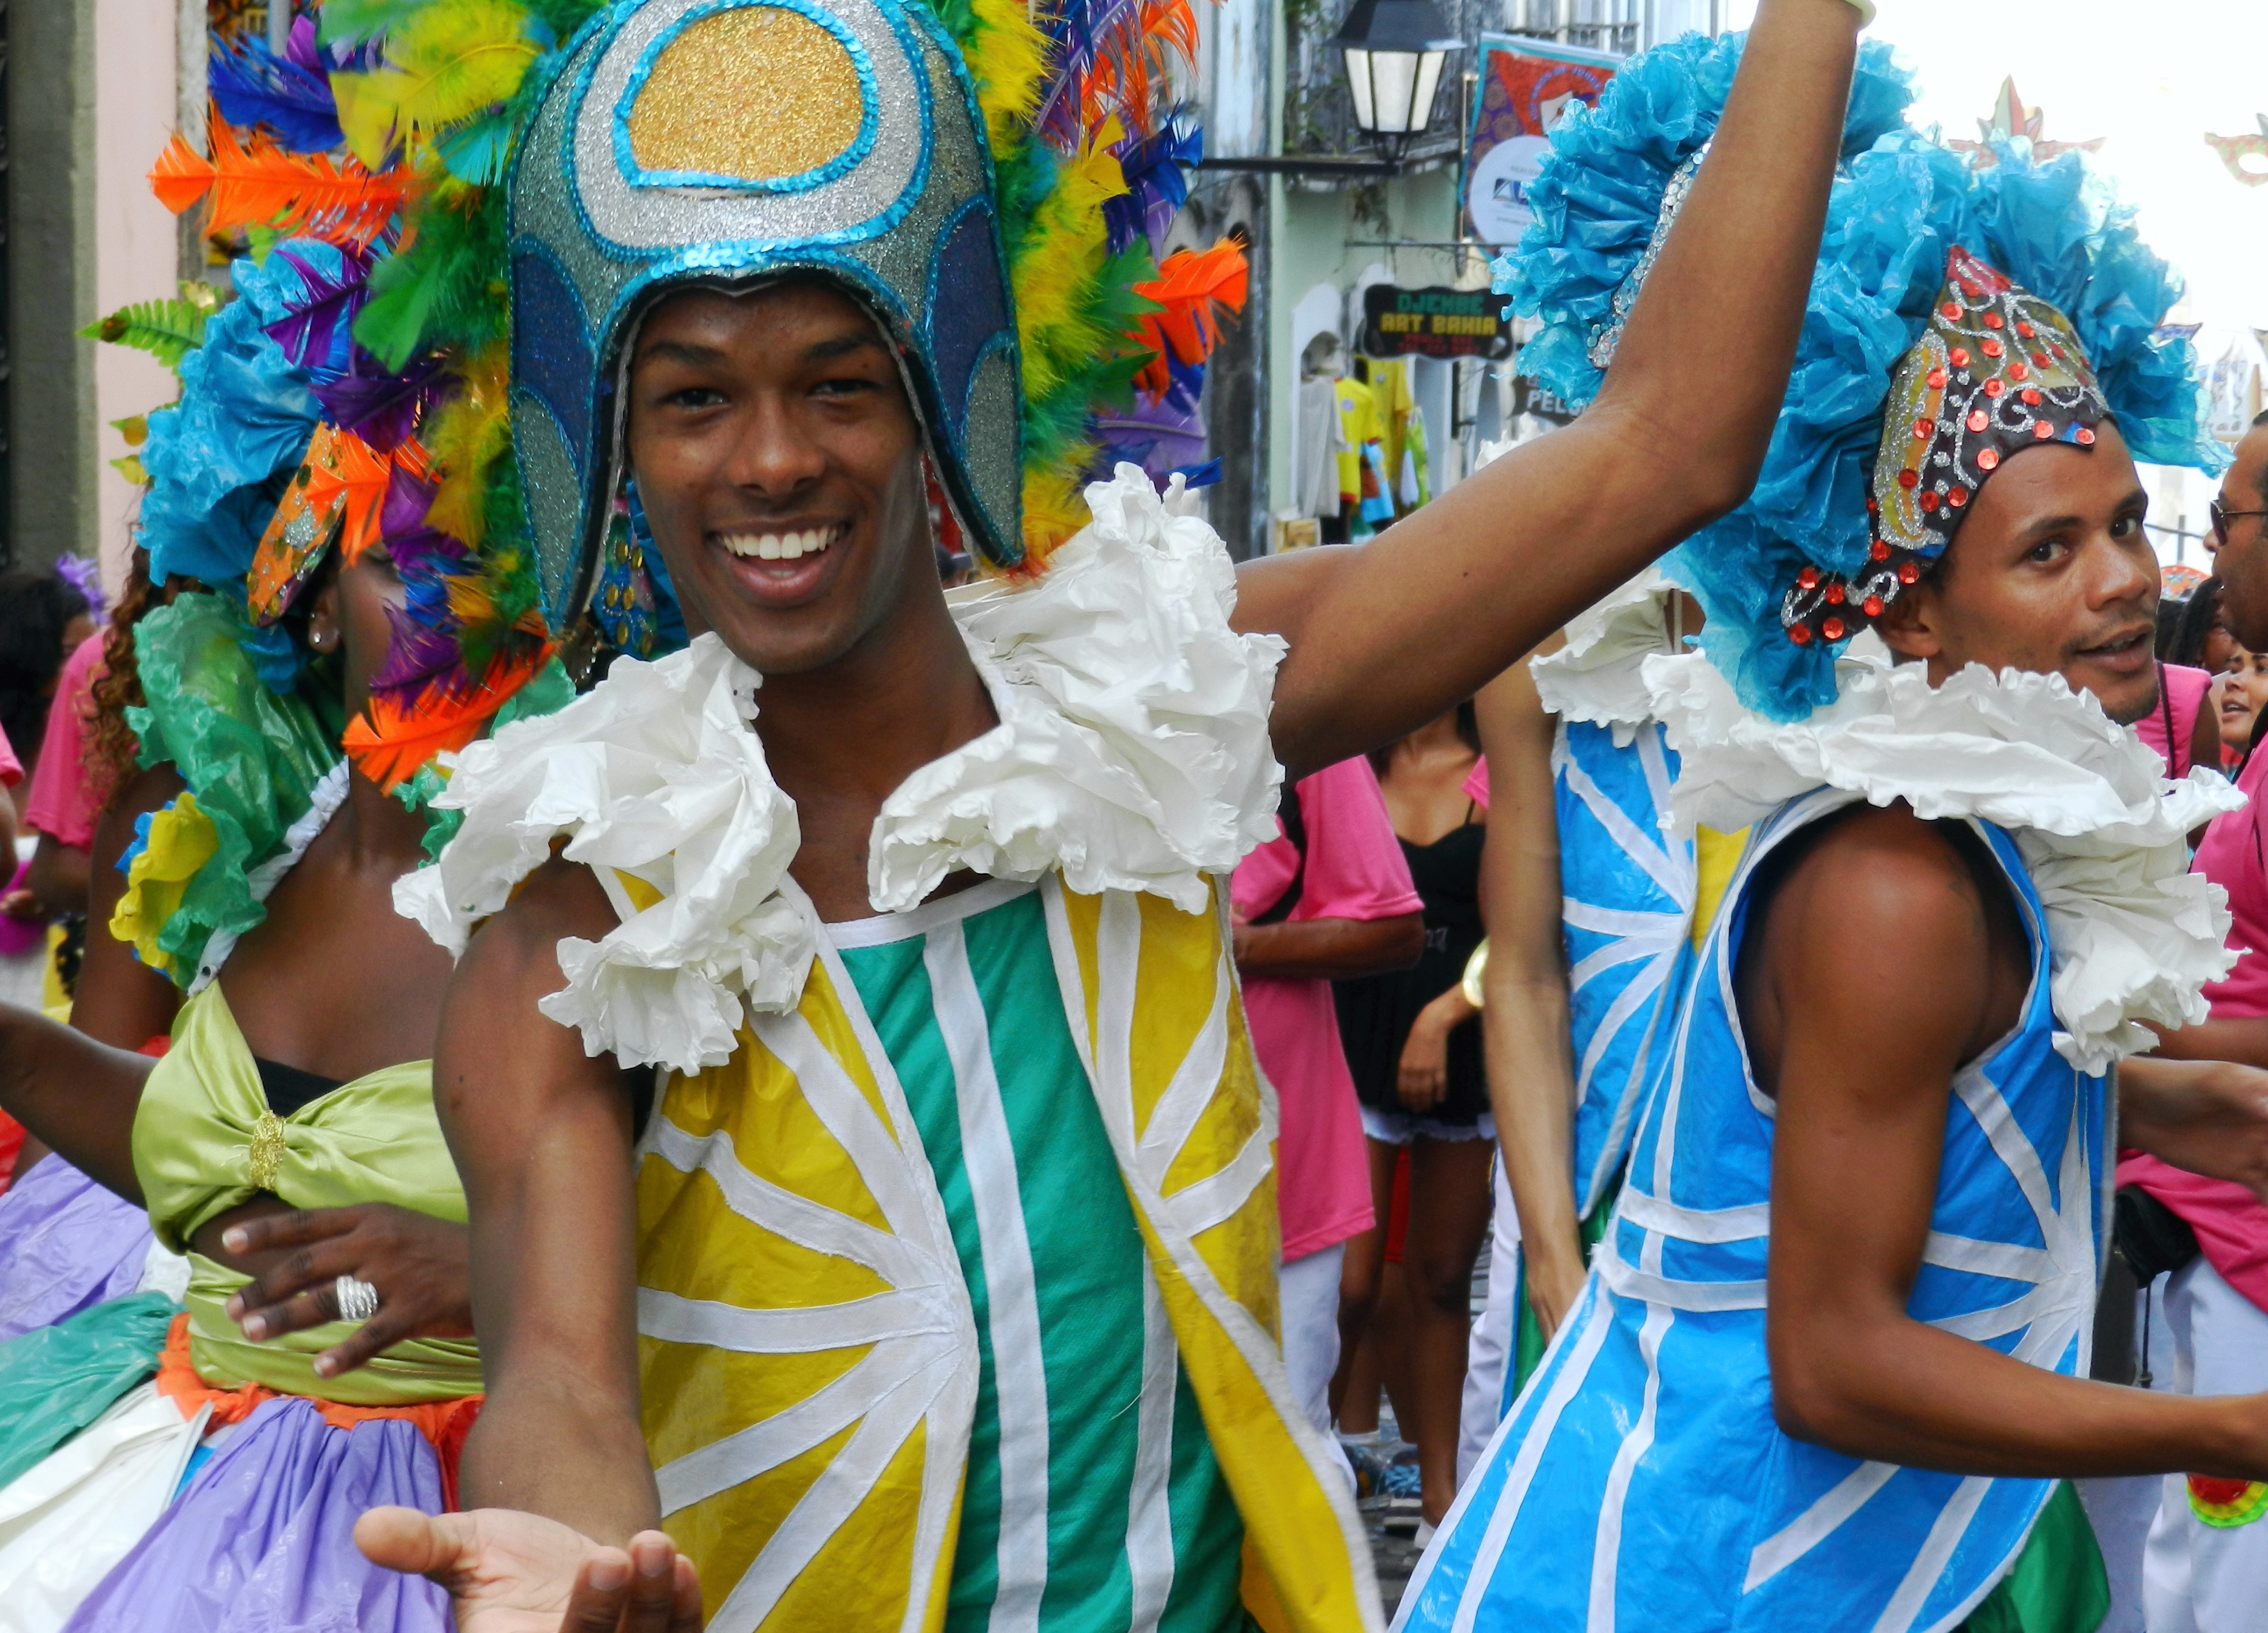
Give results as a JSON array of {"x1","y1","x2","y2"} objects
[
  {"x1": 1013, "y1": 134, "x2": 1126, "y2": 400},
  {"x1": 424, "y1": 344, "x2": 512, "y2": 546},
  {"x1": 1020, "y1": 461, "x2": 1093, "y2": 563},
  {"x1": 333, "y1": 0, "x2": 539, "y2": 168},
  {"x1": 965, "y1": 0, "x2": 1049, "y2": 158}
]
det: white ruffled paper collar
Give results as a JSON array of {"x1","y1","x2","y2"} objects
[
  {"x1": 395, "y1": 467, "x2": 1286, "y2": 1073},
  {"x1": 1529, "y1": 567, "x2": 1681, "y2": 743},
  {"x1": 1643, "y1": 643, "x2": 2244, "y2": 1072}
]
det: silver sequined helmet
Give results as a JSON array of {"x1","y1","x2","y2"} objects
[{"x1": 507, "y1": 0, "x2": 1025, "y2": 628}]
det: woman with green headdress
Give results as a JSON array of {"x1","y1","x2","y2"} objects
[{"x1": 0, "y1": 21, "x2": 573, "y2": 1609}]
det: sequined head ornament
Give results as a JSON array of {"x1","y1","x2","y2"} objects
[
  {"x1": 1782, "y1": 247, "x2": 2107, "y2": 648},
  {"x1": 1497, "y1": 30, "x2": 2225, "y2": 721},
  {"x1": 504, "y1": 0, "x2": 1248, "y2": 634},
  {"x1": 507, "y1": 0, "x2": 1024, "y2": 627}
]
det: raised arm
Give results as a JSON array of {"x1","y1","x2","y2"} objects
[
  {"x1": 1473, "y1": 657, "x2": 1585, "y2": 1336},
  {"x1": 1761, "y1": 809, "x2": 2268, "y2": 1480},
  {"x1": 1239, "y1": 0, "x2": 1862, "y2": 779}
]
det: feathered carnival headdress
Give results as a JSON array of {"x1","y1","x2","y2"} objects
[
  {"x1": 1499, "y1": 32, "x2": 2226, "y2": 722},
  {"x1": 96, "y1": 0, "x2": 1241, "y2": 983},
  {"x1": 466, "y1": 0, "x2": 1242, "y2": 629}
]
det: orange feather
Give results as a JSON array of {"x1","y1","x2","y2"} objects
[
  {"x1": 342, "y1": 643, "x2": 550, "y2": 793},
  {"x1": 1129, "y1": 240, "x2": 1248, "y2": 397},
  {"x1": 150, "y1": 113, "x2": 406, "y2": 251}
]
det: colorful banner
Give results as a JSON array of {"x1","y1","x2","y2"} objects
[
  {"x1": 1359, "y1": 285, "x2": 1515, "y2": 361},
  {"x1": 1465, "y1": 35, "x2": 1621, "y2": 247}
]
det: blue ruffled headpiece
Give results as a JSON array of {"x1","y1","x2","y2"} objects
[
  {"x1": 138, "y1": 240, "x2": 360, "y2": 691},
  {"x1": 1497, "y1": 33, "x2": 2227, "y2": 721}
]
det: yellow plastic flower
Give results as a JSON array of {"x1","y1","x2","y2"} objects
[{"x1": 108, "y1": 794, "x2": 220, "y2": 978}]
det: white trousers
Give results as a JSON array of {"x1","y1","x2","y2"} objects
[
  {"x1": 1279, "y1": 1243, "x2": 1355, "y2": 1494},
  {"x1": 2144, "y1": 1257, "x2": 2268, "y2": 1633},
  {"x1": 1456, "y1": 1161, "x2": 1522, "y2": 1488}
]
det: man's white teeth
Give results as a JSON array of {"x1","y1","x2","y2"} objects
[{"x1": 720, "y1": 527, "x2": 837, "y2": 560}]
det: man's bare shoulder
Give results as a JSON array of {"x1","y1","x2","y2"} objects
[
  {"x1": 1742, "y1": 802, "x2": 2005, "y2": 1091},
  {"x1": 470, "y1": 853, "x2": 618, "y2": 958}
]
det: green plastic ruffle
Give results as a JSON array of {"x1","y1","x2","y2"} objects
[
  {"x1": 0, "y1": 1291, "x2": 179, "y2": 1488},
  {"x1": 123, "y1": 593, "x2": 345, "y2": 987}
]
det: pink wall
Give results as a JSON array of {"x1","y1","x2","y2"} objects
[{"x1": 92, "y1": 0, "x2": 189, "y2": 592}]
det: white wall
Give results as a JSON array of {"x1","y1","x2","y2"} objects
[{"x1": 93, "y1": 0, "x2": 184, "y2": 591}]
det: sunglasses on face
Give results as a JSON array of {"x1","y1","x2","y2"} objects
[{"x1": 2213, "y1": 498, "x2": 2268, "y2": 543}]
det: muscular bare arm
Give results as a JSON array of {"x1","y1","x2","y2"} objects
[
  {"x1": 1759, "y1": 807, "x2": 2268, "y2": 1479},
  {"x1": 1232, "y1": 912, "x2": 1422, "y2": 982},
  {"x1": 0, "y1": 1005, "x2": 154, "y2": 1200},
  {"x1": 1473, "y1": 657, "x2": 1586, "y2": 1336},
  {"x1": 436, "y1": 858, "x2": 658, "y2": 1541},
  {"x1": 1237, "y1": 0, "x2": 1861, "y2": 779},
  {"x1": 73, "y1": 765, "x2": 186, "y2": 1051}
]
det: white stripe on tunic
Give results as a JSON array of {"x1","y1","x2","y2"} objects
[{"x1": 926, "y1": 924, "x2": 1052, "y2": 1633}]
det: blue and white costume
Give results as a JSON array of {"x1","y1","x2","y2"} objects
[
  {"x1": 1457, "y1": 572, "x2": 1696, "y2": 1479},
  {"x1": 1411, "y1": 650, "x2": 2240, "y2": 1632}
]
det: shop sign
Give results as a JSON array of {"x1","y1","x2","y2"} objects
[
  {"x1": 1360, "y1": 284, "x2": 1513, "y2": 361},
  {"x1": 1466, "y1": 35, "x2": 1620, "y2": 247}
]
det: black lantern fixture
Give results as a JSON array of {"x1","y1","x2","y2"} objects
[{"x1": 1329, "y1": 0, "x2": 1461, "y2": 160}]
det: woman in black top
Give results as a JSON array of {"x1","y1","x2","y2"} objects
[{"x1": 1331, "y1": 702, "x2": 1496, "y2": 1530}]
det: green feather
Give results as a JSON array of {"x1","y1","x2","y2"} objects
[
  {"x1": 80, "y1": 298, "x2": 210, "y2": 372},
  {"x1": 353, "y1": 175, "x2": 509, "y2": 368}
]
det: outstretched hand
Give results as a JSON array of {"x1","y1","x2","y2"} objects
[
  {"x1": 220, "y1": 1204, "x2": 472, "y2": 1378},
  {"x1": 356, "y1": 1507, "x2": 701, "y2": 1633}
]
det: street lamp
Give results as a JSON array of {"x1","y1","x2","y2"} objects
[{"x1": 1329, "y1": 0, "x2": 1461, "y2": 160}]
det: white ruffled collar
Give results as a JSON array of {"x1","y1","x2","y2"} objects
[
  {"x1": 395, "y1": 467, "x2": 1286, "y2": 1073},
  {"x1": 1644, "y1": 643, "x2": 2244, "y2": 1072},
  {"x1": 1529, "y1": 567, "x2": 1682, "y2": 744}
]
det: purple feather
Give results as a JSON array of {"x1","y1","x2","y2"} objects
[
  {"x1": 53, "y1": 554, "x2": 107, "y2": 622},
  {"x1": 264, "y1": 246, "x2": 373, "y2": 372},
  {"x1": 286, "y1": 13, "x2": 323, "y2": 71},
  {"x1": 311, "y1": 350, "x2": 447, "y2": 452},
  {"x1": 1093, "y1": 383, "x2": 1206, "y2": 481}
]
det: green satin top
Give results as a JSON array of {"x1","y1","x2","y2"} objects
[{"x1": 130, "y1": 980, "x2": 482, "y2": 1405}]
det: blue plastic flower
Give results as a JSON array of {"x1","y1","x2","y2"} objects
[{"x1": 138, "y1": 243, "x2": 336, "y2": 595}]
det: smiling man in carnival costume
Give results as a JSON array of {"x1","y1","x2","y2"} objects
[
  {"x1": 1403, "y1": 38, "x2": 2268, "y2": 1633},
  {"x1": 322, "y1": 0, "x2": 1881, "y2": 1626},
  {"x1": 0, "y1": 12, "x2": 594, "y2": 1615}
]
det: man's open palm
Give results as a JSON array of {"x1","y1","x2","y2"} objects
[{"x1": 356, "y1": 1506, "x2": 703, "y2": 1633}]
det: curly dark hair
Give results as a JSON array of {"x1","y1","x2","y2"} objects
[
  {"x1": 0, "y1": 567, "x2": 90, "y2": 765},
  {"x1": 85, "y1": 550, "x2": 170, "y2": 813}
]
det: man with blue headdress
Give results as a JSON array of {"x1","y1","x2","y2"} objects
[
  {"x1": 1403, "y1": 31, "x2": 2268, "y2": 1633},
  {"x1": 330, "y1": 0, "x2": 1889, "y2": 1628}
]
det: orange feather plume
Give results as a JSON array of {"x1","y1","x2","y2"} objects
[
  {"x1": 151, "y1": 112, "x2": 405, "y2": 250},
  {"x1": 1129, "y1": 240, "x2": 1248, "y2": 398},
  {"x1": 342, "y1": 643, "x2": 552, "y2": 794},
  {"x1": 1066, "y1": 0, "x2": 1200, "y2": 141}
]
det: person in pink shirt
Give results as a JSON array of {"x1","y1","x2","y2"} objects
[
  {"x1": 1229, "y1": 756, "x2": 1422, "y2": 1480},
  {"x1": 15, "y1": 630, "x2": 105, "y2": 910},
  {"x1": 2143, "y1": 571, "x2": 2228, "y2": 779},
  {"x1": 2144, "y1": 413, "x2": 2268, "y2": 1628}
]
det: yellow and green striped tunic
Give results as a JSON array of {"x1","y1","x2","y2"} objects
[{"x1": 634, "y1": 874, "x2": 1378, "y2": 1633}]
